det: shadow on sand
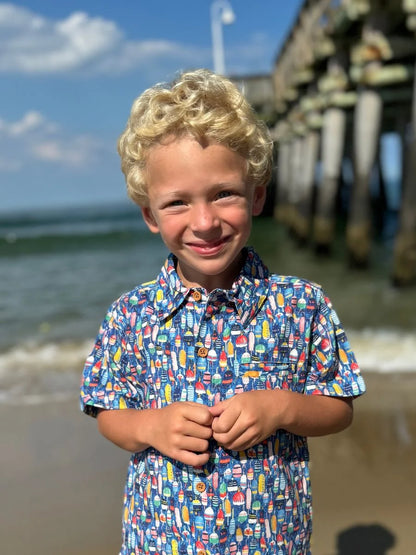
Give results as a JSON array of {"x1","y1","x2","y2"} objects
[{"x1": 335, "y1": 524, "x2": 396, "y2": 554}]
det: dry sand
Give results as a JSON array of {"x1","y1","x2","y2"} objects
[{"x1": 1, "y1": 371, "x2": 415, "y2": 554}]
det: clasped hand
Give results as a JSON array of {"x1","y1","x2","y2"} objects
[{"x1": 151, "y1": 390, "x2": 280, "y2": 467}]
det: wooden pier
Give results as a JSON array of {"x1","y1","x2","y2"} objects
[{"x1": 270, "y1": 0, "x2": 416, "y2": 285}]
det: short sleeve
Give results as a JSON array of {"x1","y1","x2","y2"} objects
[
  {"x1": 80, "y1": 300, "x2": 143, "y2": 417},
  {"x1": 305, "y1": 289, "x2": 366, "y2": 398}
]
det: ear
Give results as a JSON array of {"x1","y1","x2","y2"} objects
[
  {"x1": 141, "y1": 206, "x2": 160, "y2": 234},
  {"x1": 252, "y1": 186, "x2": 267, "y2": 216}
]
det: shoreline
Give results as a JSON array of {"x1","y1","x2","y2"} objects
[
  {"x1": 1, "y1": 333, "x2": 416, "y2": 410},
  {"x1": 1, "y1": 372, "x2": 415, "y2": 554}
]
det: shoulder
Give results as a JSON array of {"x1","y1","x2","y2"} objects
[
  {"x1": 105, "y1": 279, "x2": 159, "y2": 321},
  {"x1": 264, "y1": 274, "x2": 329, "y2": 315},
  {"x1": 268, "y1": 274, "x2": 323, "y2": 297},
  {"x1": 118, "y1": 279, "x2": 158, "y2": 304},
  {"x1": 265, "y1": 275, "x2": 335, "y2": 326}
]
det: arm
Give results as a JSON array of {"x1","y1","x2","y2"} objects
[
  {"x1": 97, "y1": 402, "x2": 214, "y2": 467},
  {"x1": 209, "y1": 390, "x2": 353, "y2": 451}
]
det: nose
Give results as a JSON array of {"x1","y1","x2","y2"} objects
[{"x1": 190, "y1": 202, "x2": 220, "y2": 233}]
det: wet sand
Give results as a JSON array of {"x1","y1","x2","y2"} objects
[
  {"x1": 310, "y1": 372, "x2": 416, "y2": 554},
  {"x1": 1, "y1": 372, "x2": 415, "y2": 554}
]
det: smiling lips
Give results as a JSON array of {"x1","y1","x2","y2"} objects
[{"x1": 187, "y1": 236, "x2": 230, "y2": 255}]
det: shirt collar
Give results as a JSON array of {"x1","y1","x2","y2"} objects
[
  {"x1": 150, "y1": 247, "x2": 270, "y2": 326},
  {"x1": 229, "y1": 248, "x2": 270, "y2": 325}
]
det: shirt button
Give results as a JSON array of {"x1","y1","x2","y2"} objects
[
  {"x1": 197, "y1": 347, "x2": 208, "y2": 358},
  {"x1": 192, "y1": 290, "x2": 202, "y2": 301},
  {"x1": 195, "y1": 481, "x2": 206, "y2": 492}
]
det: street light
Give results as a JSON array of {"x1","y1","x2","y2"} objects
[{"x1": 210, "y1": 0, "x2": 235, "y2": 75}]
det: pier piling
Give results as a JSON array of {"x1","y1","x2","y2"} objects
[{"x1": 270, "y1": 0, "x2": 416, "y2": 284}]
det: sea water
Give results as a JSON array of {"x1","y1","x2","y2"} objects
[{"x1": 1, "y1": 203, "x2": 415, "y2": 405}]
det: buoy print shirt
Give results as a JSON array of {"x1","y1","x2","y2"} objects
[{"x1": 80, "y1": 248, "x2": 365, "y2": 555}]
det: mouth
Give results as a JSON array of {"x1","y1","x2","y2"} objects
[{"x1": 187, "y1": 237, "x2": 230, "y2": 255}]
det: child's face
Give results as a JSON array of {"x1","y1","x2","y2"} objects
[{"x1": 141, "y1": 135, "x2": 266, "y2": 291}]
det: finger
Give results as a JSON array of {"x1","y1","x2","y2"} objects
[
  {"x1": 212, "y1": 427, "x2": 241, "y2": 447},
  {"x1": 212, "y1": 410, "x2": 253, "y2": 447},
  {"x1": 177, "y1": 435, "x2": 211, "y2": 454},
  {"x1": 183, "y1": 404, "x2": 214, "y2": 426},
  {"x1": 177, "y1": 450, "x2": 211, "y2": 468},
  {"x1": 182, "y1": 420, "x2": 213, "y2": 440},
  {"x1": 213, "y1": 428, "x2": 258, "y2": 451},
  {"x1": 208, "y1": 400, "x2": 228, "y2": 417},
  {"x1": 211, "y1": 405, "x2": 241, "y2": 434}
]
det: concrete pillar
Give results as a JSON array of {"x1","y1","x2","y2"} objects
[
  {"x1": 286, "y1": 136, "x2": 304, "y2": 233},
  {"x1": 294, "y1": 131, "x2": 320, "y2": 244},
  {"x1": 347, "y1": 89, "x2": 383, "y2": 267},
  {"x1": 274, "y1": 140, "x2": 292, "y2": 223},
  {"x1": 392, "y1": 64, "x2": 416, "y2": 285},
  {"x1": 313, "y1": 107, "x2": 346, "y2": 252}
]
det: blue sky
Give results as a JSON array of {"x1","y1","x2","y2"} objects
[{"x1": 0, "y1": 1, "x2": 303, "y2": 214}]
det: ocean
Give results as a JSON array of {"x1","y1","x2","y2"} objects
[{"x1": 1, "y1": 202, "x2": 415, "y2": 406}]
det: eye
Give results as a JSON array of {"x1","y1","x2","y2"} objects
[
  {"x1": 165, "y1": 199, "x2": 185, "y2": 207},
  {"x1": 216, "y1": 190, "x2": 233, "y2": 199}
]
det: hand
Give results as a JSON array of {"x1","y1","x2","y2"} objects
[
  {"x1": 148, "y1": 402, "x2": 214, "y2": 466},
  {"x1": 209, "y1": 390, "x2": 281, "y2": 451},
  {"x1": 209, "y1": 390, "x2": 354, "y2": 449}
]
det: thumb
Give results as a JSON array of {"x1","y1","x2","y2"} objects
[{"x1": 208, "y1": 399, "x2": 229, "y2": 417}]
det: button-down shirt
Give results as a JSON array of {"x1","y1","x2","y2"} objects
[{"x1": 81, "y1": 248, "x2": 365, "y2": 555}]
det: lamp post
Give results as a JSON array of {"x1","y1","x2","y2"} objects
[{"x1": 210, "y1": 0, "x2": 235, "y2": 75}]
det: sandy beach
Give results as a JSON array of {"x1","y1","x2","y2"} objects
[
  {"x1": 309, "y1": 372, "x2": 416, "y2": 554},
  {"x1": 1, "y1": 371, "x2": 415, "y2": 555}
]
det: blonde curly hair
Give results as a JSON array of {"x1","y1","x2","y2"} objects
[{"x1": 117, "y1": 69, "x2": 273, "y2": 207}]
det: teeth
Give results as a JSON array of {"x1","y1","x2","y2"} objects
[{"x1": 193, "y1": 243, "x2": 219, "y2": 248}]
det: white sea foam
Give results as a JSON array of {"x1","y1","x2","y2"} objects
[
  {"x1": 0, "y1": 339, "x2": 93, "y2": 405},
  {"x1": 0, "y1": 339, "x2": 93, "y2": 375},
  {"x1": 348, "y1": 329, "x2": 416, "y2": 373},
  {"x1": 0, "y1": 329, "x2": 414, "y2": 405}
]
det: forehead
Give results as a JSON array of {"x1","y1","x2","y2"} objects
[
  {"x1": 145, "y1": 136, "x2": 248, "y2": 191},
  {"x1": 146, "y1": 135, "x2": 247, "y2": 170}
]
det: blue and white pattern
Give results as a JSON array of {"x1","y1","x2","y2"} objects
[{"x1": 80, "y1": 248, "x2": 365, "y2": 554}]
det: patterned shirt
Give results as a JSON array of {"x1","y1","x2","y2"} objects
[{"x1": 80, "y1": 248, "x2": 365, "y2": 555}]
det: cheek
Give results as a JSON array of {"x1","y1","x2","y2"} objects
[
  {"x1": 229, "y1": 205, "x2": 252, "y2": 226},
  {"x1": 158, "y1": 218, "x2": 184, "y2": 239}
]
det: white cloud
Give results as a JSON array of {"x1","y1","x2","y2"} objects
[
  {"x1": 0, "y1": 3, "x2": 276, "y2": 77},
  {"x1": 0, "y1": 4, "x2": 121, "y2": 73},
  {"x1": 95, "y1": 39, "x2": 206, "y2": 75},
  {"x1": 0, "y1": 3, "x2": 207, "y2": 75},
  {"x1": 1, "y1": 110, "x2": 54, "y2": 136},
  {"x1": 31, "y1": 135, "x2": 102, "y2": 167},
  {"x1": 0, "y1": 111, "x2": 106, "y2": 170}
]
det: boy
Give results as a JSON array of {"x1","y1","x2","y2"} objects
[{"x1": 80, "y1": 69, "x2": 365, "y2": 554}]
